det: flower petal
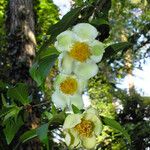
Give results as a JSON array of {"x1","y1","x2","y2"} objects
[
  {"x1": 70, "y1": 94, "x2": 84, "y2": 109},
  {"x1": 65, "y1": 132, "x2": 72, "y2": 146},
  {"x1": 84, "y1": 112, "x2": 103, "y2": 136},
  {"x1": 85, "y1": 108, "x2": 99, "y2": 115},
  {"x1": 58, "y1": 53, "x2": 74, "y2": 74},
  {"x1": 54, "y1": 74, "x2": 66, "y2": 90},
  {"x1": 82, "y1": 135, "x2": 97, "y2": 149},
  {"x1": 78, "y1": 79, "x2": 88, "y2": 93},
  {"x1": 63, "y1": 114, "x2": 82, "y2": 129},
  {"x1": 74, "y1": 61, "x2": 98, "y2": 80},
  {"x1": 52, "y1": 91, "x2": 67, "y2": 109},
  {"x1": 55, "y1": 30, "x2": 76, "y2": 52},
  {"x1": 90, "y1": 40, "x2": 105, "y2": 63},
  {"x1": 73, "y1": 23, "x2": 98, "y2": 41},
  {"x1": 64, "y1": 129, "x2": 80, "y2": 148},
  {"x1": 54, "y1": 74, "x2": 84, "y2": 96}
]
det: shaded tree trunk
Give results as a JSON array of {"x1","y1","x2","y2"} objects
[
  {"x1": 6, "y1": 1, "x2": 41, "y2": 150},
  {"x1": 7, "y1": 0, "x2": 36, "y2": 84}
]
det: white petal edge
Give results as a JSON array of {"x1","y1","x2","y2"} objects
[
  {"x1": 81, "y1": 135, "x2": 97, "y2": 149},
  {"x1": 74, "y1": 61, "x2": 99, "y2": 80},
  {"x1": 65, "y1": 132, "x2": 72, "y2": 146},
  {"x1": 52, "y1": 91, "x2": 67, "y2": 109},
  {"x1": 90, "y1": 40, "x2": 105, "y2": 63},
  {"x1": 90, "y1": 55, "x2": 103, "y2": 63},
  {"x1": 78, "y1": 79, "x2": 88, "y2": 93},
  {"x1": 70, "y1": 94, "x2": 84, "y2": 110},
  {"x1": 72, "y1": 23, "x2": 98, "y2": 41},
  {"x1": 69, "y1": 129, "x2": 81, "y2": 149},
  {"x1": 58, "y1": 53, "x2": 74, "y2": 74},
  {"x1": 63, "y1": 114, "x2": 82, "y2": 129},
  {"x1": 85, "y1": 108, "x2": 99, "y2": 115},
  {"x1": 55, "y1": 30, "x2": 76, "y2": 52}
]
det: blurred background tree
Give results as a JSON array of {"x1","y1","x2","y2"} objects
[{"x1": 89, "y1": 0, "x2": 150, "y2": 149}]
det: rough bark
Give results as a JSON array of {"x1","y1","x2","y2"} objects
[
  {"x1": 7, "y1": 0, "x2": 36, "y2": 84},
  {"x1": 6, "y1": 1, "x2": 41, "y2": 149}
]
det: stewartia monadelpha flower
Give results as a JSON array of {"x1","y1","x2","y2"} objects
[
  {"x1": 52, "y1": 74, "x2": 87, "y2": 109},
  {"x1": 55, "y1": 23, "x2": 105, "y2": 80},
  {"x1": 63, "y1": 108, "x2": 103, "y2": 149}
]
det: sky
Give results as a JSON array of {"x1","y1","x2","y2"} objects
[
  {"x1": 53, "y1": 0, "x2": 72, "y2": 18},
  {"x1": 53, "y1": 0, "x2": 150, "y2": 97},
  {"x1": 118, "y1": 58, "x2": 150, "y2": 96}
]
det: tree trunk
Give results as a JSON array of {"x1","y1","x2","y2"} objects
[
  {"x1": 124, "y1": 49, "x2": 135, "y2": 95},
  {"x1": 7, "y1": 0, "x2": 36, "y2": 84},
  {"x1": 6, "y1": 1, "x2": 41, "y2": 149}
]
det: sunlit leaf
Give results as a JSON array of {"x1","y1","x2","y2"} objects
[{"x1": 101, "y1": 116, "x2": 131, "y2": 144}]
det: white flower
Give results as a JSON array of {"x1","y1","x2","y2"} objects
[
  {"x1": 63, "y1": 108, "x2": 103, "y2": 149},
  {"x1": 55, "y1": 23, "x2": 105, "y2": 80},
  {"x1": 52, "y1": 74, "x2": 87, "y2": 110}
]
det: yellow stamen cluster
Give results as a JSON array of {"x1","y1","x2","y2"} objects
[
  {"x1": 60, "y1": 77, "x2": 78, "y2": 95},
  {"x1": 74, "y1": 119, "x2": 94, "y2": 137},
  {"x1": 69, "y1": 42, "x2": 91, "y2": 62}
]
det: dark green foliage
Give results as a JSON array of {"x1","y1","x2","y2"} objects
[
  {"x1": 30, "y1": 46, "x2": 59, "y2": 87},
  {"x1": 36, "y1": 123, "x2": 49, "y2": 145},
  {"x1": 39, "y1": 7, "x2": 82, "y2": 52},
  {"x1": 102, "y1": 42, "x2": 133, "y2": 62},
  {"x1": 7, "y1": 83, "x2": 30, "y2": 105},
  {"x1": 3, "y1": 116, "x2": 23, "y2": 144},
  {"x1": 19, "y1": 129, "x2": 37, "y2": 144}
]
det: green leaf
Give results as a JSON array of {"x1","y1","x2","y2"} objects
[
  {"x1": 36, "y1": 123, "x2": 49, "y2": 144},
  {"x1": 3, "y1": 116, "x2": 23, "y2": 144},
  {"x1": 51, "y1": 104, "x2": 57, "y2": 115},
  {"x1": 101, "y1": 116, "x2": 131, "y2": 144},
  {"x1": 0, "y1": 106, "x2": 14, "y2": 118},
  {"x1": 39, "y1": 7, "x2": 82, "y2": 51},
  {"x1": 0, "y1": 80, "x2": 7, "y2": 90},
  {"x1": 7, "y1": 83, "x2": 30, "y2": 105},
  {"x1": 20, "y1": 129, "x2": 37, "y2": 143},
  {"x1": 49, "y1": 111, "x2": 66, "y2": 125},
  {"x1": 91, "y1": 18, "x2": 109, "y2": 26},
  {"x1": 3, "y1": 106, "x2": 21, "y2": 123},
  {"x1": 38, "y1": 46, "x2": 59, "y2": 59},
  {"x1": 43, "y1": 111, "x2": 53, "y2": 120},
  {"x1": 72, "y1": 104, "x2": 81, "y2": 114},
  {"x1": 102, "y1": 42, "x2": 133, "y2": 61},
  {"x1": 74, "y1": 0, "x2": 84, "y2": 6},
  {"x1": 48, "y1": 7, "x2": 81, "y2": 40},
  {"x1": 30, "y1": 46, "x2": 58, "y2": 87},
  {"x1": 1, "y1": 94, "x2": 7, "y2": 107}
]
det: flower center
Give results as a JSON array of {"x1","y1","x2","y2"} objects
[
  {"x1": 60, "y1": 77, "x2": 78, "y2": 95},
  {"x1": 74, "y1": 119, "x2": 94, "y2": 137},
  {"x1": 69, "y1": 42, "x2": 91, "y2": 62}
]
